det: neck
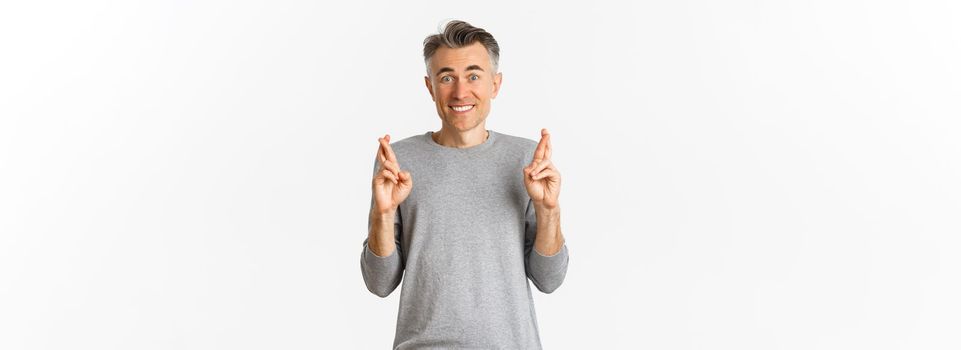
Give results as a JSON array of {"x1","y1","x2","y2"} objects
[{"x1": 432, "y1": 127, "x2": 489, "y2": 148}]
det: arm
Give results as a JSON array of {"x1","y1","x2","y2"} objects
[
  {"x1": 361, "y1": 202, "x2": 404, "y2": 298},
  {"x1": 533, "y1": 204, "x2": 565, "y2": 256},
  {"x1": 360, "y1": 134, "x2": 412, "y2": 298},
  {"x1": 523, "y1": 129, "x2": 569, "y2": 293},
  {"x1": 524, "y1": 199, "x2": 569, "y2": 294}
]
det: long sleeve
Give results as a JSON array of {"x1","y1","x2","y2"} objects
[
  {"x1": 363, "y1": 131, "x2": 566, "y2": 348},
  {"x1": 360, "y1": 158, "x2": 405, "y2": 298},
  {"x1": 523, "y1": 198, "x2": 569, "y2": 294}
]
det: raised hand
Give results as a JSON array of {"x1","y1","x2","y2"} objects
[
  {"x1": 372, "y1": 134, "x2": 413, "y2": 214},
  {"x1": 523, "y1": 128, "x2": 561, "y2": 209}
]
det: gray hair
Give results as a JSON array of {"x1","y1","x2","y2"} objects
[{"x1": 423, "y1": 20, "x2": 500, "y2": 76}]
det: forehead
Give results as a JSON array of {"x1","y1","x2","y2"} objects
[{"x1": 429, "y1": 42, "x2": 492, "y2": 72}]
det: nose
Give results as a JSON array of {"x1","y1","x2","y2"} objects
[{"x1": 453, "y1": 81, "x2": 470, "y2": 101}]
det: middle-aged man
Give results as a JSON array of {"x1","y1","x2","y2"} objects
[{"x1": 360, "y1": 20, "x2": 570, "y2": 349}]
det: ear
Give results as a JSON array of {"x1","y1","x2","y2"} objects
[
  {"x1": 491, "y1": 72, "x2": 503, "y2": 99},
  {"x1": 424, "y1": 75, "x2": 436, "y2": 101}
]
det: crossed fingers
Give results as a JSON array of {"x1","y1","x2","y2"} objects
[
  {"x1": 378, "y1": 134, "x2": 401, "y2": 184},
  {"x1": 529, "y1": 128, "x2": 558, "y2": 180},
  {"x1": 533, "y1": 128, "x2": 551, "y2": 162}
]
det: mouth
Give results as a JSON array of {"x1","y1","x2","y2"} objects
[{"x1": 449, "y1": 104, "x2": 475, "y2": 113}]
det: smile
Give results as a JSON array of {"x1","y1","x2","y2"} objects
[{"x1": 450, "y1": 105, "x2": 475, "y2": 112}]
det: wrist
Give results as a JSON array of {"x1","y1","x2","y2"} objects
[
  {"x1": 370, "y1": 207, "x2": 396, "y2": 221},
  {"x1": 533, "y1": 205, "x2": 560, "y2": 220}
]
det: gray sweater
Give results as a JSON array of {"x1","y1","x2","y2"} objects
[{"x1": 361, "y1": 130, "x2": 570, "y2": 349}]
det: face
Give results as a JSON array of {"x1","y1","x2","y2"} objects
[{"x1": 424, "y1": 42, "x2": 502, "y2": 133}]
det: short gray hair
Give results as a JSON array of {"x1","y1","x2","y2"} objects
[{"x1": 423, "y1": 20, "x2": 500, "y2": 76}]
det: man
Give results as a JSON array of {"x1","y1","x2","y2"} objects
[{"x1": 361, "y1": 20, "x2": 569, "y2": 349}]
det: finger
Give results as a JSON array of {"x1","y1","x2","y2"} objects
[
  {"x1": 533, "y1": 130, "x2": 548, "y2": 162},
  {"x1": 523, "y1": 164, "x2": 537, "y2": 184},
  {"x1": 381, "y1": 159, "x2": 401, "y2": 175},
  {"x1": 524, "y1": 161, "x2": 538, "y2": 174},
  {"x1": 398, "y1": 170, "x2": 412, "y2": 185},
  {"x1": 382, "y1": 134, "x2": 399, "y2": 163},
  {"x1": 545, "y1": 131, "x2": 552, "y2": 160},
  {"x1": 530, "y1": 159, "x2": 553, "y2": 177},
  {"x1": 379, "y1": 169, "x2": 398, "y2": 184},
  {"x1": 533, "y1": 168, "x2": 559, "y2": 181},
  {"x1": 377, "y1": 137, "x2": 388, "y2": 163}
]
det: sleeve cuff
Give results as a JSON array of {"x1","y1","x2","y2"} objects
[
  {"x1": 365, "y1": 244, "x2": 397, "y2": 259},
  {"x1": 527, "y1": 244, "x2": 569, "y2": 293},
  {"x1": 533, "y1": 244, "x2": 567, "y2": 258}
]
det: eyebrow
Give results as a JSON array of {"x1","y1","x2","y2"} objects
[{"x1": 435, "y1": 65, "x2": 485, "y2": 76}]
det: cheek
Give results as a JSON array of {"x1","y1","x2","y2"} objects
[{"x1": 484, "y1": 84, "x2": 496, "y2": 98}]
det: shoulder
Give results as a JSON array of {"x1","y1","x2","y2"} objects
[
  {"x1": 388, "y1": 132, "x2": 429, "y2": 154},
  {"x1": 491, "y1": 131, "x2": 538, "y2": 153}
]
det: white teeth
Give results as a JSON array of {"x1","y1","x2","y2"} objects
[{"x1": 451, "y1": 105, "x2": 474, "y2": 112}]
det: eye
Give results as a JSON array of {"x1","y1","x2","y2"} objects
[
  {"x1": 441, "y1": 76, "x2": 453, "y2": 83},
  {"x1": 469, "y1": 74, "x2": 479, "y2": 81}
]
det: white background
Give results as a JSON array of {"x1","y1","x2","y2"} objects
[{"x1": 2, "y1": 1, "x2": 959, "y2": 349}]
